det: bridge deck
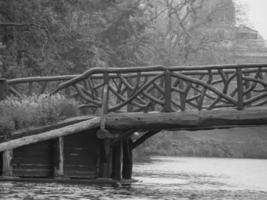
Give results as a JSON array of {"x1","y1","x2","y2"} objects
[{"x1": 1, "y1": 106, "x2": 267, "y2": 152}]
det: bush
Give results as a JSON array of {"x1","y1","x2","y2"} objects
[{"x1": 0, "y1": 94, "x2": 80, "y2": 135}]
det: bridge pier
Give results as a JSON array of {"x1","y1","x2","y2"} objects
[
  {"x1": 99, "y1": 137, "x2": 133, "y2": 180},
  {"x1": 0, "y1": 78, "x2": 8, "y2": 100},
  {"x1": 2, "y1": 149, "x2": 13, "y2": 177},
  {"x1": 122, "y1": 138, "x2": 133, "y2": 179},
  {"x1": 111, "y1": 139, "x2": 122, "y2": 180},
  {"x1": 53, "y1": 137, "x2": 64, "y2": 178},
  {"x1": 99, "y1": 139, "x2": 112, "y2": 178}
]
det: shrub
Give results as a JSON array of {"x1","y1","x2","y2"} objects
[{"x1": 0, "y1": 94, "x2": 80, "y2": 135}]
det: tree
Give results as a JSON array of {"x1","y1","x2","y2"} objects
[
  {"x1": 140, "y1": 0, "x2": 237, "y2": 66},
  {"x1": 0, "y1": 0, "x2": 150, "y2": 78},
  {"x1": 0, "y1": 0, "x2": 255, "y2": 78}
]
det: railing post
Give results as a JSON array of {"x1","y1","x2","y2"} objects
[
  {"x1": 0, "y1": 78, "x2": 8, "y2": 100},
  {"x1": 179, "y1": 80, "x2": 186, "y2": 111},
  {"x1": 164, "y1": 70, "x2": 172, "y2": 112},
  {"x1": 236, "y1": 67, "x2": 244, "y2": 110},
  {"x1": 97, "y1": 71, "x2": 112, "y2": 178},
  {"x1": 96, "y1": 71, "x2": 111, "y2": 139}
]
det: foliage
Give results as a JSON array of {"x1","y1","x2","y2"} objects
[
  {"x1": 142, "y1": 0, "x2": 237, "y2": 66},
  {"x1": 0, "y1": 0, "x2": 246, "y2": 79},
  {"x1": 0, "y1": 94, "x2": 80, "y2": 135},
  {"x1": 0, "y1": 0, "x2": 150, "y2": 78},
  {"x1": 134, "y1": 129, "x2": 267, "y2": 160}
]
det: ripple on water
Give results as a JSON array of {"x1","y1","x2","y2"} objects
[{"x1": 1, "y1": 157, "x2": 267, "y2": 200}]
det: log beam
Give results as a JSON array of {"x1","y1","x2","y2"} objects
[
  {"x1": 2, "y1": 108, "x2": 267, "y2": 152},
  {"x1": 131, "y1": 130, "x2": 161, "y2": 150},
  {"x1": 0, "y1": 117, "x2": 100, "y2": 152},
  {"x1": 105, "y1": 108, "x2": 267, "y2": 131}
]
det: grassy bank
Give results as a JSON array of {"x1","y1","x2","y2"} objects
[
  {"x1": 0, "y1": 94, "x2": 80, "y2": 138},
  {"x1": 133, "y1": 127, "x2": 267, "y2": 161}
]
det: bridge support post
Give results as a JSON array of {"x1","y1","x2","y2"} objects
[
  {"x1": 122, "y1": 138, "x2": 133, "y2": 179},
  {"x1": 99, "y1": 139, "x2": 112, "y2": 178},
  {"x1": 236, "y1": 67, "x2": 244, "y2": 110},
  {"x1": 111, "y1": 139, "x2": 122, "y2": 180},
  {"x1": 164, "y1": 70, "x2": 172, "y2": 112},
  {"x1": 2, "y1": 149, "x2": 13, "y2": 177},
  {"x1": 53, "y1": 137, "x2": 64, "y2": 178},
  {"x1": 0, "y1": 78, "x2": 8, "y2": 100}
]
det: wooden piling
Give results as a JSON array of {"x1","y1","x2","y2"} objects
[
  {"x1": 0, "y1": 78, "x2": 8, "y2": 100},
  {"x1": 53, "y1": 137, "x2": 64, "y2": 178},
  {"x1": 111, "y1": 139, "x2": 122, "y2": 180},
  {"x1": 2, "y1": 149, "x2": 13, "y2": 177},
  {"x1": 122, "y1": 138, "x2": 133, "y2": 179},
  {"x1": 99, "y1": 139, "x2": 112, "y2": 178}
]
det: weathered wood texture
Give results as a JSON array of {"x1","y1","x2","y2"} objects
[
  {"x1": 6, "y1": 75, "x2": 76, "y2": 98},
  {"x1": 1, "y1": 108, "x2": 267, "y2": 152},
  {"x1": 1, "y1": 132, "x2": 100, "y2": 179},
  {"x1": 12, "y1": 141, "x2": 54, "y2": 177},
  {"x1": 7, "y1": 64, "x2": 267, "y2": 114},
  {"x1": 111, "y1": 139, "x2": 122, "y2": 180},
  {"x1": 5, "y1": 116, "x2": 93, "y2": 142},
  {"x1": 0, "y1": 152, "x2": 2, "y2": 175},
  {"x1": 46, "y1": 64, "x2": 267, "y2": 113},
  {"x1": 53, "y1": 137, "x2": 64, "y2": 177},
  {"x1": 105, "y1": 108, "x2": 267, "y2": 131},
  {"x1": 99, "y1": 139, "x2": 112, "y2": 178},
  {"x1": 63, "y1": 130, "x2": 99, "y2": 179},
  {"x1": 0, "y1": 117, "x2": 100, "y2": 152},
  {"x1": 0, "y1": 78, "x2": 8, "y2": 100},
  {"x1": 122, "y1": 138, "x2": 133, "y2": 179},
  {"x1": 2, "y1": 150, "x2": 13, "y2": 176},
  {"x1": 131, "y1": 130, "x2": 160, "y2": 150}
]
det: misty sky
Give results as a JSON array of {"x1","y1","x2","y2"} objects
[{"x1": 235, "y1": 0, "x2": 267, "y2": 39}]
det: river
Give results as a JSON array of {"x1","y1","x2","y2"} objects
[{"x1": 0, "y1": 157, "x2": 267, "y2": 200}]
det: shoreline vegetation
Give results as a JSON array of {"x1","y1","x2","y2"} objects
[
  {"x1": 133, "y1": 128, "x2": 267, "y2": 161},
  {"x1": 0, "y1": 95, "x2": 80, "y2": 140}
]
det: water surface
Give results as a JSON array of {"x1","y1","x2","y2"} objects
[{"x1": 0, "y1": 157, "x2": 267, "y2": 200}]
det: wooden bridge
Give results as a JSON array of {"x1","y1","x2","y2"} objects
[{"x1": 1, "y1": 63, "x2": 267, "y2": 183}]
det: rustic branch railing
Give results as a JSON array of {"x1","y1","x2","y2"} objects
[
  {"x1": 6, "y1": 64, "x2": 267, "y2": 114},
  {"x1": 6, "y1": 75, "x2": 77, "y2": 98}
]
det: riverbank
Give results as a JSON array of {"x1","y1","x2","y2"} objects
[{"x1": 133, "y1": 126, "x2": 267, "y2": 161}]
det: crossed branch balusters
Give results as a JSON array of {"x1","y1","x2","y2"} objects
[{"x1": 6, "y1": 64, "x2": 267, "y2": 114}]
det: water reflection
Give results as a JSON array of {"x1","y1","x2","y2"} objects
[{"x1": 0, "y1": 157, "x2": 267, "y2": 200}]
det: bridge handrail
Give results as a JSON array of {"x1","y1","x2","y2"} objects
[
  {"x1": 7, "y1": 75, "x2": 77, "y2": 84},
  {"x1": 51, "y1": 63, "x2": 267, "y2": 94},
  {"x1": 7, "y1": 63, "x2": 267, "y2": 85},
  {"x1": 5, "y1": 63, "x2": 267, "y2": 114}
]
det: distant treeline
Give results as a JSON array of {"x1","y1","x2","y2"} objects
[{"x1": 133, "y1": 128, "x2": 267, "y2": 161}]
